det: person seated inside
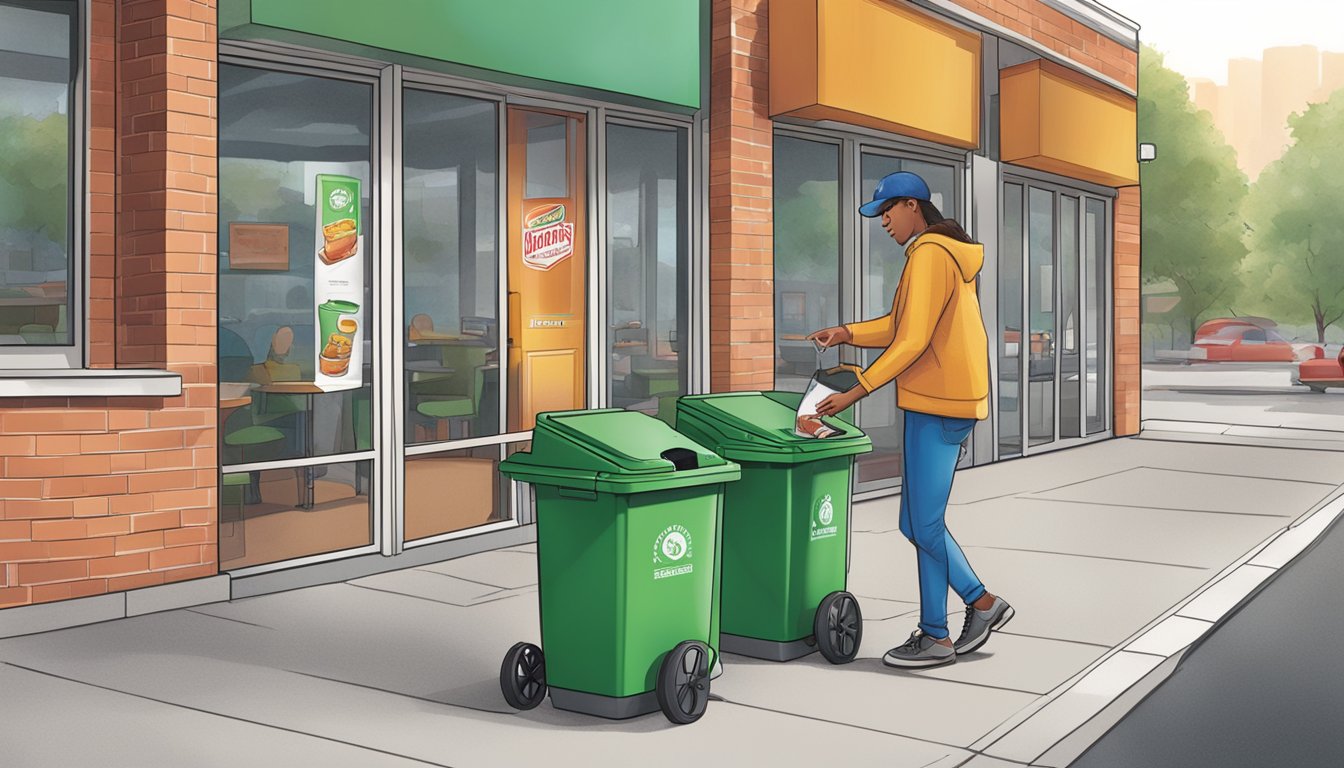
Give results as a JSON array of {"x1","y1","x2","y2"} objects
[
  {"x1": 408, "y1": 313, "x2": 454, "y2": 342},
  {"x1": 247, "y1": 326, "x2": 302, "y2": 386}
]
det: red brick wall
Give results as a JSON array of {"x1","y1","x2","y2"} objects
[
  {"x1": 949, "y1": 0, "x2": 1137, "y2": 91},
  {"x1": 1113, "y1": 186, "x2": 1140, "y2": 436},
  {"x1": 0, "y1": 0, "x2": 219, "y2": 610},
  {"x1": 708, "y1": 0, "x2": 775, "y2": 392}
]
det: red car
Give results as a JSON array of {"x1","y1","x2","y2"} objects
[
  {"x1": 1190, "y1": 319, "x2": 1324, "y2": 363},
  {"x1": 1299, "y1": 347, "x2": 1344, "y2": 393}
]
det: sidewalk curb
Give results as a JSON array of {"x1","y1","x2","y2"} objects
[
  {"x1": 960, "y1": 484, "x2": 1344, "y2": 767},
  {"x1": 1138, "y1": 420, "x2": 1344, "y2": 452}
]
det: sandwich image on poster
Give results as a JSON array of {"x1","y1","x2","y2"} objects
[{"x1": 314, "y1": 174, "x2": 364, "y2": 392}]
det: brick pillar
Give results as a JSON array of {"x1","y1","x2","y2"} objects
[
  {"x1": 709, "y1": 0, "x2": 775, "y2": 392},
  {"x1": 1113, "y1": 185, "x2": 1141, "y2": 436},
  {"x1": 0, "y1": 1, "x2": 220, "y2": 611},
  {"x1": 117, "y1": 0, "x2": 218, "y2": 377}
]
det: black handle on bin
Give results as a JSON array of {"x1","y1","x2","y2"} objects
[{"x1": 660, "y1": 447, "x2": 699, "y2": 471}]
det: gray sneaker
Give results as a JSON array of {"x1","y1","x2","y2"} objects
[
  {"x1": 954, "y1": 596, "x2": 1015, "y2": 654},
  {"x1": 883, "y1": 630, "x2": 956, "y2": 669}
]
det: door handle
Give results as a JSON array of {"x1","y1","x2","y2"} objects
[{"x1": 507, "y1": 291, "x2": 521, "y2": 347}]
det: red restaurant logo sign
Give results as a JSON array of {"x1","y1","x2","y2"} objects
[{"x1": 522, "y1": 204, "x2": 574, "y2": 271}]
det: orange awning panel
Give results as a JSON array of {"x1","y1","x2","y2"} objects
[
  {"x1": 1000, "y1": 59, "x2": 1139, "y2": 187},
  {"x1": 770, "y1": 0, "x2": 981, "y2": 149}
]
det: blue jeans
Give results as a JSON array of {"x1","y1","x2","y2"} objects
[{"x1": 900, "y1": 410, "x2": 986, "y2": 639}]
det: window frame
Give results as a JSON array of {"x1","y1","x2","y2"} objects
[{"x1": 0, "y1": 0, "x2": 85, "y2": 368}]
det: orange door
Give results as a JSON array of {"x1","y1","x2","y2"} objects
[{"x1": 506, "y1": 107, "x2": 587, "y2": 431}]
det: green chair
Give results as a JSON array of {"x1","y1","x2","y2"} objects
[
  {"x1": 18, "y1": 323, "x2": 60, "y2": 344},
  {"x1": 415, "y1": 364, "x2": 487, "y2": 441},
  {"x1": 223, "y1": 421, "x2": 287, "y2": 504},
  {"x1": 220, "y1": 326, "x2": 292, "y2": 506},
  {"x1": 629, "y1": 365, "x2": 679, "y2": 400},
  {"x1": 655, "y1": 393, "x2": 681, "y2": 426}
]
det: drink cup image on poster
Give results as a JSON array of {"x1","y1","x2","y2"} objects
[{"x1": 314, "y1": 174, "x2": 364, "y2": 392}]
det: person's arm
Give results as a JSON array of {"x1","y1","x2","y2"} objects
[
  {"x1": 853, "y1": 246, "x2": 955, "y2": 393},
  {"x1": 844, "y1": 313, "x2": 895, "y2": 349}
]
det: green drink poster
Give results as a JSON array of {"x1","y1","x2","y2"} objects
[{"x1": 314, "y1": 174, "x2": 364, "y2": 392}]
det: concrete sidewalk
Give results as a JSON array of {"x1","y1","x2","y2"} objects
[{"x1": 3, "y1": 435, "x2": 1343, "y2": 768}]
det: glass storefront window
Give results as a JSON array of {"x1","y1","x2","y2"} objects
[
  {"x1": 218, "y1": 65, "x2": 375, "y2": 567},
  {"x1": 1060, "y1": 195, "x2": 1082, "y2": 439},
  {"x1": 773, "y1": 136, "x2": 841, "y2": 393},
  {"x1": 525, "y1": 113, "x2": 569, "y2": 199},
  {"x1": 606, "y1": 123, "x2": 688, "y2": 423},
  {"x1": 405, "y1": 446, "x2": 510, "y2": 542},
  {"x1": 0, "y1": 1, "x2": 76, "y2": 348},
  {"x1": 403, "y1": 89, "x2": 500, "y2": 445},
  {"x1": 1027, "y1": 187, "x2": 1056, "y2": 447},
  {"x1": 1000, "y1": 183, "x2": 1024, "y2": 457},
  {"x1": 220, "y1": 460, "x2": 372, "y2": 570},
  {"x1": 1086, "y1": 197, "x2": 1108, "y2": 435}
]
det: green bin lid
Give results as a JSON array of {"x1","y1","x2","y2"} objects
[
  {"x1": 499, "y1": 409, "x2": 739, "y2": 494},
  {"x1": 675, "y1": 392, "x2": 872, "y2": 464}
]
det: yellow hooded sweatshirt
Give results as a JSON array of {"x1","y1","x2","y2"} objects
[{"x1": 844, "y1": 232, "x2": 990, "y2": 420}]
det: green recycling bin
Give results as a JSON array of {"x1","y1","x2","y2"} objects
[
  {"x1": 497, "y1": 409, "x2": 740, "y2": 724},
  {"x1": 675, "y1": 391, "x2": 872, "y2": 664}
]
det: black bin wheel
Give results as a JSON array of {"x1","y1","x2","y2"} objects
[
  {"x1": 656, "y1": 640, "x2": 711, "y2": 724},
  {"x1": 500, "y1": 641, "x2": 546, "y2": 710},
  {"x1": 814, "y1": 591, "x2": 863, "y2": 664}
]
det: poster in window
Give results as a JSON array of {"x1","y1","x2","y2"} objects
[
  {"x1": 314, "y1": 174, "x2": 364, "y2": 393},
  {"x1": 227, "y1": 223, "x2": 289, "y2": 270}
]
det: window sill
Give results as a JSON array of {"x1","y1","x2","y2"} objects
[{"x1": 0, "y1": 369, "x2": 183, "y2": 398}]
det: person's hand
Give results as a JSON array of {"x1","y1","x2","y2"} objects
[
  {"x1": 814, "y1": 385, "x2": 865, "y2": 417},
  {"x1": 807, "y1": 325, "x2": 852, "y2": 349}
]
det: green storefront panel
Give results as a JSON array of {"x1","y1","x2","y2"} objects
[{"x1": 221, "y1": 0, "x2": 701, "y2": 108}]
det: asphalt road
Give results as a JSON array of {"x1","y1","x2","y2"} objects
[{"x1": 1069, "y1": 508, "x2": 1344, "y2": 768}]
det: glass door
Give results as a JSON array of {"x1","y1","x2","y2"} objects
[
  {"x1": 1060, "y1": 195, "x2": 1082, "y2": 439},
  {"x1": 217, "y1": 64, "x2": 377, "y2": 570},
  {"x1": 401, "y1": 87, "x2": 511, "y2": 544},
  {"x1": 506, "y1": 107, "x2": 587, "y2": 431},
  {"x1": 1027, "y1": 187, "x2": 1055, "y2": 448},
  {"x1": 999, "y1": 178, "x2": 1111, "y2": 458},
  {"x1": 999, "y1": 183, "x2": 1024, "y2": 457}
]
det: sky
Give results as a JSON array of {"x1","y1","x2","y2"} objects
[{"x1": 1099, "y1": 0, "x2": 1344, "y2": 83}]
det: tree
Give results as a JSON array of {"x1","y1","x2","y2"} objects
[
  {"x1": 0, "y1": 113, "x2": 70, "y2": 253},
  {"x1": 1241, "y1": 91, "x2": 1344, "y2": 343},
  {"x1": 1138, "y1": 45, "x2": 1249, "y2": 342}
]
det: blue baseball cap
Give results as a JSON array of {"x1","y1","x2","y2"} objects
[{"x1": 859, "y1": 171, "x2": 931, "y2": 218}]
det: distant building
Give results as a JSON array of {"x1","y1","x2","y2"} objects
[
  {"x1": 1261, "y1": 46, "x2": 1321, "y2": 172},
  {"x1": 1188, "y1": 47, "x2": 1343, "y2": 180}
]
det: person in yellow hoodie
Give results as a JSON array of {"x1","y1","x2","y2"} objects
[{"x1": 809, "y1": 171, "x2": 1012, "y2": 669}]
